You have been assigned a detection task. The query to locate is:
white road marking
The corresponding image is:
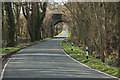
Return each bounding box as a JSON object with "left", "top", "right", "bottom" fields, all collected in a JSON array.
[
  {"left": 1, "top": 39, "right": 119, "bottom": 80},
  {"left": 60, "top": 42, "right": 120, "bottom": 80},
  {"left": 0, "top": 50, "right": 22, "bottom": 80},
  {"left": 1, "top": 58, "right": 11, "bottom": 80}
]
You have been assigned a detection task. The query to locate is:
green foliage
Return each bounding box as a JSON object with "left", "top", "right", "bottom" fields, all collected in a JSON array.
[
  {"left": 2, "top": 38, "right": 51, "bottom": 56},
  {"left": 81, "top": 59, "right": 90, "bottom": 63},
  {"left": 2, "top": 47, "right": 20, "bottom": 55},
  {"left": 62, "top": 41, "right": 120, "bottom": 78}
]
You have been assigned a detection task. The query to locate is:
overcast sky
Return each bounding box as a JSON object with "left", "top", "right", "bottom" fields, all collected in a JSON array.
[
  {"left": 48, "top": 0, "right": 67, "bottom": 2},
  {"left": 1, "top": 0, "right": 119, "bottom": 2}
]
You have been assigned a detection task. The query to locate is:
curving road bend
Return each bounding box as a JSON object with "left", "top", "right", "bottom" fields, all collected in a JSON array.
[{"left": 2, "top": 30, "right": 118, "bottom": 80}]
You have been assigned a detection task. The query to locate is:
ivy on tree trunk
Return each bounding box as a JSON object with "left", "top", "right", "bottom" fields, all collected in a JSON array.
[{"left": 4, "top": 2, "right": 16, "bottom": 47}]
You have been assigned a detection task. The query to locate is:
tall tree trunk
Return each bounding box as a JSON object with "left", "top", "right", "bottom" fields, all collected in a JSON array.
[
  {"left": 22, "top": 2, "right": 47, "bottom": 41},
  {"left": 117, "top": 2, "right": 120, "bottom": 76},
  {"left": 34, "top": 3, "right": 41, "bottom": 40},
  {"left": 14, "top": 2, "right": 21, "bottom": 45},
  {"left": 5, "top": 2, "right": 16, "bottom": 47},
  {"left": 97, "top": 3, "right": 105, "bottom": 63},
  {"left": 28, "top": 17, "right": 35, "bottom": 42},
  {"left": 36, "top": 2, "right": 47, "bottom": 40}
]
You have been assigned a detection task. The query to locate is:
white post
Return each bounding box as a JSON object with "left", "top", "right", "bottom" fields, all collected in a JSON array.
[
  {"left": 86, "top": 47, "right": 88, "bottom": 59},
  {"left": 71, "top": 43, "right": 73, "bottom": 51}
]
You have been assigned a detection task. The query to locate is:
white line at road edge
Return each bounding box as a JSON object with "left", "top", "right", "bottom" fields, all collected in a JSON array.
[
  {"left": 1, "top": 40, "right": 120, "bottom": 80},
  {"left": 0, "top": 58, "right": 11, "bottom": 80},
  {"left": 60, "top": 42, "right": 120, "bottom": 80},
  {"left": 0, "top": 50, "right": 23, "bottom": 80}
]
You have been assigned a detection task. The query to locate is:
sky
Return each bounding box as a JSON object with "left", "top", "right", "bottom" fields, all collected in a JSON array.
[
  {"left": 1, "top": 0, "right": 119, "bottom": 2},
  {"left": 50, "top": 0, "right": 68, "bottom": 2}
]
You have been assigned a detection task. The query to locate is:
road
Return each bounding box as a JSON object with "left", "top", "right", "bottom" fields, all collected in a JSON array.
[{"left": 2, "top": 30, "right": 118, "bottom": 80}]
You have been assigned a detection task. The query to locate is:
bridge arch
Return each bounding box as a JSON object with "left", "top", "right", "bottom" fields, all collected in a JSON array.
[
  {"left": 51, "top": 14, "right": 66, "bottom": 26},
  {"left": 49, "top": 13, "right": 67, "bottom": 37}
]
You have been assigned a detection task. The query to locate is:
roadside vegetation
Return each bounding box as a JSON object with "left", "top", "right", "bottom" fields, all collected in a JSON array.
[
  {"left": 2, "top": 28, "right": 64, "bottom": 56},
  {"left": 62, "top": 2, "right": 120, "bottom": 75},
  {"left": 62, "top": 40, "right": 120, "bottom": 78},
  {"left": 2, "top": 38, "right": 51, "bottom": 56},
  {"left": 2, "top": 2, "right": 63, "bottom": 48},
  {"left": 2, "top": 2, "right": 64, "bottom": 57},
  {"left": 1, "top": 2, "right": 120, "bottom": 77}
]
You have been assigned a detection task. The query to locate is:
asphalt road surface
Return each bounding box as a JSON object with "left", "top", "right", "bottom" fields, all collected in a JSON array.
[{"left": 2, "top": 30, "right": 119, "bottom": 80}]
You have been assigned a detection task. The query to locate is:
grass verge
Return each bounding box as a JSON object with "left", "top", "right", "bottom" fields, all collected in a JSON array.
[
  {"left": 2, "top": 38, "right": 51, "bottom": 56},
  {"left": 62, "top": 40, "right": 120, "bottom": 78},
  {"left": 2, "top": 29, "right": 65, "bottom": 57}
]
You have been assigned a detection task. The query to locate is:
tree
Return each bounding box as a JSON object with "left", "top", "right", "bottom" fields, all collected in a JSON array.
[
  {"left": 22, "top": 2, "right": 47, "bottom": 42},
  {"left": 14, "top": 2, "right": 21, "bottom": 44},
  {"left": 4, "top": 2, "right": 16, "bottom": 47},
  {"left": 117, "top": 2, "right": 120, "bottom": 75},
  {"left": 63, "top": 2, "right": 119, "bottom": 64}
]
